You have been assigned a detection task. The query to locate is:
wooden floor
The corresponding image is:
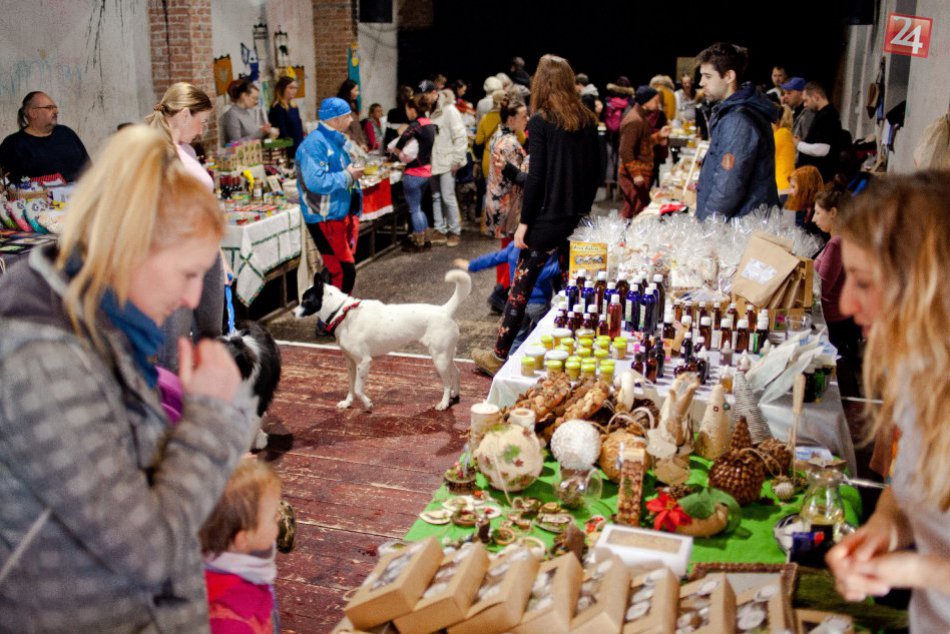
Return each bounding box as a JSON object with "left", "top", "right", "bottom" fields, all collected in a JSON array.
[{"left": 265, "top": 343, "right": 491, "bottom": 633}]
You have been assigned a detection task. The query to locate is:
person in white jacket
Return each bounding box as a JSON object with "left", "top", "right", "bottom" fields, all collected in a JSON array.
[{"left": 428, "top": 89, "right": 469, "bottom": 246}]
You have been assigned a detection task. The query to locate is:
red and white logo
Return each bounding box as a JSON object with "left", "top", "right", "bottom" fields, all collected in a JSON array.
[{"left": 884, "top": 13, "right": 933, "bottom": 58}]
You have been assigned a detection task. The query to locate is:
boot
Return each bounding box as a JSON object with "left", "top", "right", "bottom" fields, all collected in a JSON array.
[
  {"left": 471, "top": 348, "right": 505, "bottom": 377},
  {"left": 427, "top": 228, "right": 448, "bottom": 245},
  {"left": 401, "top": 232, "right": 424, "bottom": 253}
]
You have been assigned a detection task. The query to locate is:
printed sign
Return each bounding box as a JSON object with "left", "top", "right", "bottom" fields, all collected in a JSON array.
[
  {"left": 884, "top": 13, "right": 932, "bottom": 58},
  {"left": 568, "top": 241, "right": 608, "bottom": 280}
]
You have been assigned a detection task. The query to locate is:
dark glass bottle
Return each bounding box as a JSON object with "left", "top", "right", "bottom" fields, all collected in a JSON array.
[
  {"left": 597, "top": 313, "right": 609, "bottom": 337},
  {"left": 673, "top": 300, "right": 683, "bottom": 323},
  {"left": 583, "top": 305, "right": 599, "bottom": 331},
  {"left": 566, "top": 277, "right": 581, "bottom": 310},
  {"left": 607, "top": 295, "right": 623, "bottom": 339},
  {"left": 615, "top": 275, "right": 630, "bottom": 316},
  {"left": 652, "top": 273, "right": 666, "bottom": 320},
  {"left": 582, "top": 281, "right": 596, "bottom": 313},
  {"left": 734, "top": 318, "right": 751, "bottom": 354},
  {"left": 646, "top": 348, "right": 658, "bottom": 382},
  {"left": 569, "top": 307, "right": 584, "bottom": 334},
  {"left": 697, "top": 301, "right": 709, "bottom": 326},
  {"left": 719, "top": 317, "right": 734, "bottom": 351},
  {"left": 726, "top": 302, "right": 739, "bottom": 325},
  {"left": 699, "top": 316, "right": 712, "bottom": 344},
  {"left": 639, "top": 285, "right": 657, "bottom": 335},
  {"left": 745, "top": 303, "right": 756, "bottom": 329},
  {"left": 626, "top": 284, "right": 641, "bottom": 332},
  {"left": 594, "top": 271, "right": 608, "bottom": 313},
  {"left": 682, "top": 331, "right": 694, "bottom": 360},
  {"left": 652, "top": 337, "right": 666, "bottom": 379},
  {"left": 554, "top": 309, "right": 568, "bottom": 329}
]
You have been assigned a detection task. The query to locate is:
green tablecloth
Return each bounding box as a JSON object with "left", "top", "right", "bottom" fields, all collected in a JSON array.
[{"left": 404, "top": 454, "right": 862, "bottom": 567}]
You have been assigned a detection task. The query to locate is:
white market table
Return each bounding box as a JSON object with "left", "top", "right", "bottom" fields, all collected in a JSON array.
[
  {"left": 486, "top": 306, "right": 857, "bottom": 474},
  {"left": 222, "top": 206, "right": 302, "bottom": 306}
]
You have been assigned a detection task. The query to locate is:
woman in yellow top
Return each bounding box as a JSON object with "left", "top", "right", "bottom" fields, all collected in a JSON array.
[{"left": 773, "top": 105, "right": 795, "bottom": 197}]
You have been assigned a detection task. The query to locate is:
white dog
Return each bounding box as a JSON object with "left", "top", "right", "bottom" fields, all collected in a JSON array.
[{"left": 293, "top": 269, "right": 472, "bottom": 411}]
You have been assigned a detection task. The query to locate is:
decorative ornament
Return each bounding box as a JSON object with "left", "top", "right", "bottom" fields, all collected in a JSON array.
[
  {"left": 771, "top": 476, "right": 796, "bottom": 501},
  {"left": 599, "top": 430, "right": 648, "bottom": 482},
  {"left": 676, "top": 504, "right": 729, "bottom": 537},
  {"left": 474, "top": 424, "right": 543, "bottom": 493},
  {"left": 708, "top": 449, "right": 766, "bottom": 506},
  {"left": 645, "top": 492, "right": 692, "bottom": 532},
  {"left": 616, "top": 447, "right": 647, "bottom": 526},
  {"left": 550, "top": 419, "right": 602, "bottom": 470},
  {"left": 757, "top": 438, "right": 793, "bottom": 474},
  {"left": 733, "top": 372, "right": 772, "bottom": 444},
  {"left": 695, "top": 384, "right": 731, "bottom": 460},
  {"left": 673, "top": 487, "right": 741, "bottom": 537}
]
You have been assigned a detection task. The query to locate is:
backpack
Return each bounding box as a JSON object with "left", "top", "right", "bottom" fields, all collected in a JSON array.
[{"left": 605, "top": 100, "right": 625, "bottom": 134}]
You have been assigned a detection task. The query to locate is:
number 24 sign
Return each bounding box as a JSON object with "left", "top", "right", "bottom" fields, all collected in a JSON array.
[{"left": 884, "top": 13, "right": 932, "bottom": 58}]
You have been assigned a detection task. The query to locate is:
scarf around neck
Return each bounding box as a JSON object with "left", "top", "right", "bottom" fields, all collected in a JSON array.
[{"left": 205, "top": 545, "right": 277, "bottom": 585}]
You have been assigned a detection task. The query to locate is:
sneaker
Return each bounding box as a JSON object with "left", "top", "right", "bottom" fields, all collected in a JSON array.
[
  {"left": 428, "top": 229, "right": 448, "bottom": 245},
  {"left": 446, "top": 233, "right": 461, "bottom": 247},
  {"left": 471, "top": 348, "right": 505, "bottom": 377}
]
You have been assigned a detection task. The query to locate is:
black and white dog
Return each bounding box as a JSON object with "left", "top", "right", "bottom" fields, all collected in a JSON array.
[
  {"left": 293, "top": 269, "right": 472, "bottom": 411},
  {"left": 219, "top": 321, "right": 282, "bottom": 449}
]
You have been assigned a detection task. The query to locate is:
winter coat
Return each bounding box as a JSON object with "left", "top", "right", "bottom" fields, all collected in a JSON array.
[
  {"left": 296, "top": 123, "right": 363, "bottom": 224},
  {"left": 429, "top": 98, "right": 468, "bottom": 176},
  {"left": 469, "top": 243, "right": 559, "bottom": 305},
  {"left": 695, "top": 83, "right": 780, "bottom": 220},
  {"left": 485, "top": 126, "right": 528, "bottom": 238},
  {"left": 0, "top": 246, "right": 258, "bottom": 632},
  {"left": 205, "top": 570, "right": 274, "bottom": 634}
]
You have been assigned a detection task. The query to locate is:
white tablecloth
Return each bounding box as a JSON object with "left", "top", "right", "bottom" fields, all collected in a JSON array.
[
  {"left": 221, "top": 206, "right": 301, "bottom": 305},
  {"left": 486, "top": 307, "right": 857, "bottom": 474}
]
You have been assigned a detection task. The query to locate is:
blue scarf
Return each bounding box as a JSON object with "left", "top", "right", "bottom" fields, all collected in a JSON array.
[{"left": 65, "top": 254, "right": 164, "bottom": 387}]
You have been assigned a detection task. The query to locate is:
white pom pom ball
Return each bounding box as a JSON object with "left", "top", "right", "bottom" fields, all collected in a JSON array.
[{"left": 550, "top": 419, "right": 602, "bottom": 470}]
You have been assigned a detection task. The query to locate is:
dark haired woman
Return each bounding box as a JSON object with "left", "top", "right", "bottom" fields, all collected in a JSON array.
[
  {"left": 384, "top": 85, "right": 415, "bottom": 148},
  {"left": 394, "top": 94, "right": 437, "bottom": 252},
  {"left": 268, "top": 75, "right": 304, "bottom": 155},
  {"left": 336, "top": 79, "right": 369, "bottom": 149},
  {"left": 472, "top": 55, "right": 601, "bottom": 375},
  {"left": 220, "top": 78, "right": 275, "bottom": 145}
]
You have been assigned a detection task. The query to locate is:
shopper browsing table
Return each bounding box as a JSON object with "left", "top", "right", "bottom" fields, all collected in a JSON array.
[
  {"left": 826, "top": 172, "right": 950, "bottom": 631},
  {"left": 0, "top": 91, "right": 89, "bottom": 182},
  {"left": 0, "top": 125, "right": 257, "bottom": 631},
  {"left": 268, "top": 75, "right": 305, "bottom": 156},
  {"left": 220, "top": 78, "right": 277, "bottom": 145}
]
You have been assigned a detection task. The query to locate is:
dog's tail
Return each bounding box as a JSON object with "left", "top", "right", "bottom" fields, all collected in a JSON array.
[{"left": 442, "top": 269, "right": 472, "bottom": 317}]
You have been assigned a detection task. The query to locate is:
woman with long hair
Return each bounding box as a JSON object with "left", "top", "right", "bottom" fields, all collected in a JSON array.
[
  {"left": 0, "top": 125, "right": 256, "bottom": 630},
  {"left": 826, "top": 171, "right": 950, "bottom": 631},
  {"left": 145, "top": 82, "right": 225, "bottom": 371},
  {"left": 268, "top": 75, "right": 304, "bottom": 155},
  {"left": 485, "top": 96, "right": 528, "bottom": 241},
  {"left": 472, "top": 55, "right": 601, "bottom": 375},
  {"left": 336, "top": 78, "right": 369, "bottom": 149},
  {"left": 394, "top": 93, "right": 437, "bottom": 252},
  {"left": 786, "top": 164, "right": 825, "bottom": 236}
]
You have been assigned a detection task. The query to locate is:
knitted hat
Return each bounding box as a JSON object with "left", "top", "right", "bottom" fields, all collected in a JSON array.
[
  {"left": 318, "top": 97, "right": 351, "bottom": 120},
  {"left": 634, "top": 86, "right": 658, "bottom": 106}
]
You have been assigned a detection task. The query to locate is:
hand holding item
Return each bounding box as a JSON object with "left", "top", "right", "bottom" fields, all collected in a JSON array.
[
  {"left": 493, "top": 154, "right": 506, "bottom": 170},
  {"left": 514, "top": 222, "right": 529, "bottom": 249},
  {"left": 178, "top": 338, "right": 241, "bottom": 402},
  {"left": 452, "top": 258, "right": 470, "bottom": 270},
  {"left": 826, "top": 514, "right": 899, "bottom": 601},
  {"left": 659, "top": 125, "right": 672, "bottom": 139},
  {"left": 633, "top": 175, "right": 646, "bottom": 187},
  {"left": 347, "top": 164, "right": 365, "bottom": 181}
]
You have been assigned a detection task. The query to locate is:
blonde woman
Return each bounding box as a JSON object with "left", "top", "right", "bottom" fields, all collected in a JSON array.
[
  {"left": 826, "top": 171, "right": 950, "bottom": 631},
  {"left": 146, "top": 82, "right": 225, "bottom": 371},
  {"left": 0, "top": 125, "right": 257, "bottom": 630},
  {"left": 773, "top": 105, "right": 796, "bottom": 196}
]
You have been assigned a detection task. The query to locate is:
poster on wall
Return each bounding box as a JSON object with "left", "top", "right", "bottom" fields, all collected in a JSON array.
[
  {"left": 292, "top": 66, "right": 306, "bottom": 98},
  {"left": 214, "top": 55, "right": 233, "bottom": 96}
]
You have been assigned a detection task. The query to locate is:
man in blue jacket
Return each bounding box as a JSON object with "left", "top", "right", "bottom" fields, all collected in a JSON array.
[
  {"left": 296, "top": 97, "right": 364, "bottom": 292},
  {"left": 694, "top": 42, "right": 779, "bottom": 221}
]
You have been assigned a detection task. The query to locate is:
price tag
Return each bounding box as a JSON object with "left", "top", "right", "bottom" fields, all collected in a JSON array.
[{"left": 884, "top": 13, "right": 932, "bottom": 58}]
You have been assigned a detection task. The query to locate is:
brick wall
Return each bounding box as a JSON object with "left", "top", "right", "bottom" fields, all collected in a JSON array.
[
  {"left": 147, "top": 0, "right": 218, "bottom": 147},
  {"left": 312, "top": 0, "right": 359, "bottom": 104},
  {"left": 398, "top": 0, "right": 433, "bottom": 30}
]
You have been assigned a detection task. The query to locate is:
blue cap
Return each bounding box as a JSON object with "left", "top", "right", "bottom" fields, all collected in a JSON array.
[
  {"left": 319, "top": 97, "right": 351, "bottom": 120},
  {"left": 780, "top": 77, "right": 806, "bottom": 92},
  {"left": 634, "top": 86, "right": 658, "bottom": 105}
]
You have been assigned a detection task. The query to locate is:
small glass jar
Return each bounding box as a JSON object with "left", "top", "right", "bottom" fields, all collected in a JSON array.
[
  {"left": 599, "top": 362, "right": 615, "bottom": 384},
  {"left": 576, "top": 347, "right": 593, "bottom": 360},
  {"left": 560, "top": 338, "right": 575, "bottom": 355},
  {"left": 576, "top": 328, "right": 596, "bottom": 340},
  {"left": 580, "top": 362, "right": 597, "bottom": 380},
  {"left": 545, "top": 349, "right": 569, "bottom": 365},
  {"left": 524, "top": 345, "right": 546, "bottom": 370},
  {"left": 577, "top": 337, "right": 594, "bottom": 351},
  {"left": 596, "top": 335, "right": 612, "bottom": 348},
  {"left": 545, "top": 360, "right": 564, "bottom": 376},
  {"left": 593, "top": 349, "right": 610, "bottom": 367},
  {"left": 565, "top": 360, "right": 581, "bottom": 380},
  {"left": 592, "top": 339, "right": 609, "bottom": 352},
  {"left": 540, "top": 334, "right": 555, "bottom": 350},
  {"left": 552, "top": 328, "right": 573, "bottom": 348},
  {"left": 521, "top": 356, "right": 537, "bottom": 377},
  {"left": 799, "top": 468, "right": 847, "bottom": 540},
  {"left": 612, "top": 337, "right": 628, "bottom": 360}
]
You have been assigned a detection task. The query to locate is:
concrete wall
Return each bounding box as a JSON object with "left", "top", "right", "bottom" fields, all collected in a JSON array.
[
  {"left": 358, "top": 17, "right": 399, "bottom": 115},
  {"left": 0, "top": 1, "right": 154, "bottom": 157}
]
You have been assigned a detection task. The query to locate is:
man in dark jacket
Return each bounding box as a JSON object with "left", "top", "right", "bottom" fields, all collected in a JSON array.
[
  {"left": 795, "top": 81, "right": 842, "bottom": 181},
  {"left": 695, "top": 42, "right": 779, "bottom": 220}
]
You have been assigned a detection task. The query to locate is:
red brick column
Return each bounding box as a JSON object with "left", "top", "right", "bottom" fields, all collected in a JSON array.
[
  {"left": 312, "top": 0, "right": 359, "bottom": 104},
  {"left": 148, "top": 0, "right": 218, "bottom": 146}
]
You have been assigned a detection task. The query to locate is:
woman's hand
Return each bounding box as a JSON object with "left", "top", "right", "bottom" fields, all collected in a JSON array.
[
  {"left": 493, "top": 155, "right": 506, "bottom": 170},
  {"left": 514, "top": 223, "right": 529, "bottom": 249},
  {"left": 178, "top": 338, "right": 241, "bottom": 402},
  {"left": 827, "top": 514, "right": 900, "bottom": 601}
]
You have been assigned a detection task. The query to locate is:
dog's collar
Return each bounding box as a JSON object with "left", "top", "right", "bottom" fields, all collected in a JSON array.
[{"left": 323, "top": 299, "right": 360, "bottom": 335}]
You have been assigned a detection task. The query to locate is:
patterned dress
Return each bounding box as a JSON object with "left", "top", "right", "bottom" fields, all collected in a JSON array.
[{"left": 484, "top": 125, "right": 528, "bottom": 238}]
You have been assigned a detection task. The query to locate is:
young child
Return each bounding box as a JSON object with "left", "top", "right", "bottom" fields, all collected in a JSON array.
[
  {"left": 455, "top": 243, "right": 560, "bottom": 356},
  {"left": 200, "top": 460, "right": 282, "bottom": 633}
]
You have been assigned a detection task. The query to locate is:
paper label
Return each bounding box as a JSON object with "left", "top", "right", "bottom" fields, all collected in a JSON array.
[
  {"left": 569, "top": 241, "right": 608, "bottom": 279},
  {"left": 740, "top": 258, "right": 778, "bottom": 285}
]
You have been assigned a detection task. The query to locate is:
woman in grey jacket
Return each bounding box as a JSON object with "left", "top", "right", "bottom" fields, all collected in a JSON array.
[{"left": 0, "top": 125, "right": 258, "bottom": 632}]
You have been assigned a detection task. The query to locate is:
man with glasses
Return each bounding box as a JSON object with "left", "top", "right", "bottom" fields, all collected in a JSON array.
[{"left": 0, "top": 91, "right": 89, "bottom": 183}]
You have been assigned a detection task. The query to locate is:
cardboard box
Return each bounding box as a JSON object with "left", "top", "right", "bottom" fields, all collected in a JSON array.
[
  {"left": 677, "top": 574, "right": 736, "bottom": 634},
  {"left": 596, "top": 525, "right": 693, "bottom": 578},
  {"left": 735, "top": 581, "right": 792, "bottom": 632},
  {"left": 393, "top": 542, "right": 490, "bottom": 634},
  {"left": 622, "top": 567, "right": 679, "bottom": 634},
  {"left": 332, "top": 617, "right": 398, "bottom": 633},
  {"left": 570, "top": 554, "right": 631, "bottom": 634},
  {"left": 513, "top": 554, "right": 584, "bottom": 634},
  {"left": 732, "top": 234, "right": 801, "bottom": 308},
  {"left": 795, "top": 609, "right": 854, "bottom": 634},
  {"left": 447, "top": 548, "right": 541, "bottom": 634},
  {"left": 345, "top": 538, "right": 444, "bottom": 630}
]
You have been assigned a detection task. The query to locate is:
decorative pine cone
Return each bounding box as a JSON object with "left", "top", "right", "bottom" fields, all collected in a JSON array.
[
  {"left": 757, "top": 438, "right": 792, "bottom": 474},
  {"left": 664, "top": 483, "right": 698, "bottom": 500},
  {"left": 730, "top": 416, "right": 753, "bottom": 451},
  {"left": 708, "top": 449, "right": 765, "bottom": 506}
]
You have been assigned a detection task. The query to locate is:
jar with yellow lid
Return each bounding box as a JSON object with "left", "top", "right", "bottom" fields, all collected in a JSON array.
[
  {"left": 593, "top": 348, "right": 610, "bottom": 366},
  {"left": 559, "top": 338, "right": 575, "bottom": 355},
  {"left": 565, "top": 360, "right": 581, "bottom": 380},
  {"left": 523, "top": 345, "right": 546, "bottom": 370},
  {"left": 552, "top": 328, "right": 573, "bottom": 347},
  {"left": 580, "top": 362, "right": 597, "bottom": 380},
  {"left": 540, "top": 334, "right": 555, "bottom": 350},
  {"left": 545, "top": 359, "right": 564, "bottom": 375},
  {"left": 599, "top": 362, "right": 615, "bottom": 384},
  {"left": 612, "top": 337, "right": 628, "bottom": 360},
  {"left": 521, "top": 356, "right": 537, "bottom": 377},
  {"left": 577, "top": 337, "right": 594, "bottom": 350},
  {"left": 576, "top": 347, "right": 593, "bottom": 360}
]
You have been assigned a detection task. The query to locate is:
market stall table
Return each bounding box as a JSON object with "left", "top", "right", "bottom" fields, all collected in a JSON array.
[
  {"left": 486, "top": 307, "right": 857, "bottom": 476},
  {"left": 221, "top": 205, "right": 301, "bottom": 306}
]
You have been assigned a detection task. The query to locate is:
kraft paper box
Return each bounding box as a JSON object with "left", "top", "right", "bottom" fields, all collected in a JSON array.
[
  {"left": 734, "top": 581, "right": 792, "bottom": 632},
  {"left": 732, "top": 234, "right": 800, "bottom": 309},
  {"left": 569, "top": 241, "right": 608, "bottom": 280},
  {"left": 332, "top": 617, "right": 397, "bottom": 633},
  {"left": 622, "top": 567, "right": 679, "bottom": 634},
  {"left": 513, "top": 553, "right": 584, "bottom": 634},
  {"left": 570, "top": 554, "right": 631, "bottom": 634},
  {"left": 677, "top": 574, "right": 736, "bottom": 634},
  {"left": 595, "top": 524, "right": 693, "bottom": 577},
  {"left": 393, "top": 542, "right": 490, "bottom": 634},
  {"left": 447, "top": 547, "right": 540, "bottom": 634},
  {"left": 795, "top": 609, "right": 854, "bottom": 634},
  {"left": 345, "top": 538, "right": 444, "bottom": 630}
]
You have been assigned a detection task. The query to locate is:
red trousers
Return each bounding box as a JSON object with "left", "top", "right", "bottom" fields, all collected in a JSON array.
[{"left": 307, "top": 216, "right": 359, "bottom": 293}]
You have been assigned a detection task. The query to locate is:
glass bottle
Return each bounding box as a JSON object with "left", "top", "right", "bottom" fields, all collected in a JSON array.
[
  {"left": 662, "top": 311, "right": 676, "bottom": 344},
  {"left": 615, "top": 275, "right": 630, "bottom": 317},
  {"left": 569, "top": 306, "right": 584, "bottom": 334},
  {"left": 576, "top": 269, "right": 587, "bottom": 289},
  {"left": 719, "top": 317, "right": 733, "bottom": 351},
  {"left": 646, "top": 347, "right": 658, "bottom": 382},
  {"left": 604, "top": 281, "right": 617, "bottom": 310},
  {"left": 607, "top": 294, "right": 623, "bottom": 339},
  {"left": 652, "top": 273, "right": 666, "bottom": 319},
  {"left": 721, "top": 340, "right": 734, "bottom": 366},
  {"left": 684, "top": 299, "right": 695, "bottom": 324},
  {"left": 597, "top": 313, "right": 609, "bottom": 337},
  {"left": 594, "top": 271, "right": 608, "bottom": 313},
  {"left": 554, "top": 308, "right": 568, "bottom": 329},
  {"left": 640, "top": 284, "right": 657, "bottom": 335},
  {"left": 673, "top": 299, "right": 683, "bottom": 323},
  {"left": 726, "top": 302, "right": 739, "bottom": 325},
  {"left": 695, "top": 345, "right": 709, "bottom": 384},
  {"left": 745, "top": 303, "right": 756, "bottom": 329},
  {"left": 697, "top": 301, "right": 709, "bottom": 326},
  {"left": 681, "top": 331, "right": 694, "bottom": 361},
  {"left": 734, "top": 318, "right": 750, "bottom": 354},
  {"left": 583, "top": 305, "right": 599, "bottom": 331},
  {"left": 626, "top": 282, "right": 641, "bottom": 332},
  {"left": 752, "top": 313, "right": 770, "bottom": 354},
  {"left": 582, "top": 281, "right": 596, "bottom": 312},
  {"left": 711, "top": 302, "right": 721, "bottom": 330},
  {"left": 799, "top": 469, "right": 846, "bottom": 539},
  {"left": 699, "top": 316, "right": 712, "bottom": 344},
  {"left": 652, "top": 337, "right": 666, "bottom": 379},
  {"left": 566, "top": 277, "right": 581, "bottom": 310}
]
